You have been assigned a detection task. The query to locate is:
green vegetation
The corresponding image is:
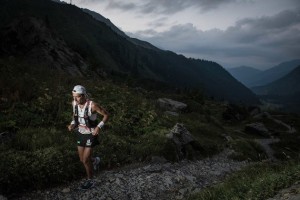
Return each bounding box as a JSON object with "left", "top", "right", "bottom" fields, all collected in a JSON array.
[
  {"left": 228, "top": 139, "right": 267, "bottom": 161},
  {"left": 0, "top": 58, "right": 225, "bottom": 195},
  {"left": 1, "top": 58, "right": 300, "bottom": 196},
  {"left": 0, "top": 1, "right": 299, "bottom": 198},
  {"left": 189, "top": 161, "right": 300, "bottom": 200}
]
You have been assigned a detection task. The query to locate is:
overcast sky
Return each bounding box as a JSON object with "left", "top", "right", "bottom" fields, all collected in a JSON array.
[{"left": 72, "top": 0, "right": 300, "bottom": 70}]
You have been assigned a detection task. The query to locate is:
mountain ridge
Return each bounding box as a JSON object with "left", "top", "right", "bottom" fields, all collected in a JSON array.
[
  {"left": 227, "top": 66, "right": 262, "bottom": 87},
  {"left": 227, "top": 59, "right": 300, "bottom": 88},
  {"left": 0, "top": 0, "right": 259, "bottom": 104},
  {"left": 252, "top": 66, "right": 300, "bottom": 96}
]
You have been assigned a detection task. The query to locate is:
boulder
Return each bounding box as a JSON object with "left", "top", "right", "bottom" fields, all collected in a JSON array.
[
  {"left": 157, "top": 98, "right": 187, "bottom": 112},
  {"left": 222, "top": 103, "right": 248, "bottom": 121},
  {"left": 0, "top": 195, "right": 7, "bottom": 200},
  {"left": 245, "top": 122, "right": 270, "bottom": 137},
  {"left": 164, "top": 111, "right": 179, "bottom": 116},
  {"left": 166, "top": 123, "right": 195, "bottom": 160}
]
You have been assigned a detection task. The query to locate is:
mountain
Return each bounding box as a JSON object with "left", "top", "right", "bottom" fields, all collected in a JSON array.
[
  {"left": 81, "top": 8, "right": 160, "bottom": 51},
  {"left": 0, "top": 16, "right": 86, "bottom": 76},
  {"left": 0, "top": 0, "right": 259, "bottom": 104},
  {"left": 252, "top": 66, "right": 300, "bottom": 96},
  {"left": 254, "top": 60, "right": 300, "bottom": 87},
  {"left": 227, "top": 66, "right": 262, "bottom": 87},
  {"left": 252, "top": 66, "right": 300, "bottom": 113},
  {"left": 81, "top": 8, "right": 128, "bottom": 39},
  {"left": 228, "top": 60, "right": 300, "bottom": 87}
]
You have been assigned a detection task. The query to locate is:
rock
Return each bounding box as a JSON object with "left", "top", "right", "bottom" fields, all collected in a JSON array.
[
  {"left": 62, "top": 188, "right": 70, "bottom": 193},
  {"left": 168, "top": 123, "right": 194, "bottom": 145},
  {"left": 248, "top": 106, "right": 261, "bottom": 117},
  {"left": 221, "top": 134, "right": 233, "bottom": 142},
  {"left": 252, "top": 112, "right": 297, "bottom": 134},
  {"left": 13, "top": 149, "right": 250, "bottom": 200},
  {"left": 165, "top": 111, "right": 179, "bottom": 116},
  {"left": 252, "top": 112, "right": 272, "bottom": 119},
  {"left": 157, "top": 98, "right": 187, "bottom": 112},
  {"left": 0, "top": 195, "right": 7, "bottom": 200},
  {"left": 245, "top": 122, "right": 270, "bottom": 137},
  {"left": 255, "top": 138, "right": 280, "bottom": 161},
  {"left": 222, "top": 103, "right": 248, "bottom": 121},
  {"left": 151, "top": 156, "right": 167, "bottom": 164},
  {"left": 166, "top": 123, "right": 195, "bottom": 160},
  {"left": 266, "top": 183, "right": 300, "bottom": 200}
]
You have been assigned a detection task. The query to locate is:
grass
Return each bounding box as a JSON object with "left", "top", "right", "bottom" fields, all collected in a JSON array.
[
  {"left": 1, "top": 58, "right": 300, "bottom": 197},
  {"left": 189, "top": 161, "right": 300, "bottom": 200},
  {"left": 228, "top": 139, "right": 268, "bottom": 161}
]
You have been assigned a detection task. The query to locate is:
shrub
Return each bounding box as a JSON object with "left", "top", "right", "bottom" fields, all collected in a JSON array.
[
  {"left": 0, "top": 147, "right": 81, "bottom": 195},
  {"left": 229, "top": 139, "right": 267, "bottom": 161}
]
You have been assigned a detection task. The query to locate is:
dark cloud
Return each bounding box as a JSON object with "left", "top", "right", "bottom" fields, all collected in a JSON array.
[
  {"left": 77, "top": 0, "right": 136, "bottom": 11},
  {"left": 131, "top": 9, "right": 300, "bottom": 68},
  {"left": 147, "top": 17, "right": 169, "bottom": 29},
  {"left": 89, "top": 0, "right": 237, "bottom": 15},
  {"left": 106, "top": 1, "right": 136, "bottom": 11},
  {"left": 189, "top": 0, "right": 236, "bottom": 11},
  {"left": 77, "top": 0, "right": 106, "bottom": 4},
  {"left": 141, "top": 0, "right": 237, "bottom": 14}
]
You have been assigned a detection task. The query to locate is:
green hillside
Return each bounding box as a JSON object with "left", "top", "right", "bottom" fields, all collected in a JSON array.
[
  {"left": 1, "top": 57, "right": 300, "bottom": 197},
  {"left": 1, "top": 0, "right": 300, "bottom": 198},
  {"left": 0, "top": 57, "right": 223, "bottom": 194},
  {"left": 0, "top": 0, "right": 259, "bottom": 104}
]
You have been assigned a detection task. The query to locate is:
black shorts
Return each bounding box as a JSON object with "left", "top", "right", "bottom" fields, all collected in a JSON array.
[{"left": 75, "top": 131, "right": 99, "bottom": 147}]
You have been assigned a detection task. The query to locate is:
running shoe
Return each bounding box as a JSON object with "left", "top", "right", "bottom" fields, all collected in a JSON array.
[
  {"left": 93, "top": 157, "right": 100, "bottom": 171},
  {"left": 80, "top": 179, "right": 95, "bottom": 190}
]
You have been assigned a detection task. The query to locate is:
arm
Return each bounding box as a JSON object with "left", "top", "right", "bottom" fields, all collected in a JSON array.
[
  {"left": 91, "top": 102, "right": 109, "bottom": 135},
  {"left": 67, "top": 101, "right": 76, "bottom": 132},
  {"left": 67, "top": 113, "right": 76, "bottom": 131}
]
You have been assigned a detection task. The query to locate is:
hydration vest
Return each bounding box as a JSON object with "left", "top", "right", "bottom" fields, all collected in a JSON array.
[{"left": 73, "top": 100, "right": 97, "bottom": 128}]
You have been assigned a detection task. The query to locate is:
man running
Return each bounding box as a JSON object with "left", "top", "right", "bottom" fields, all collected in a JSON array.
[{"left": 67, "top": 85, "right": 109, "bottom": 190}]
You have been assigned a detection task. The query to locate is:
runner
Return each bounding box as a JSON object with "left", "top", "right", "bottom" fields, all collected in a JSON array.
[{"left": 67, "top": 85, "right": 109, "bottom": 190}]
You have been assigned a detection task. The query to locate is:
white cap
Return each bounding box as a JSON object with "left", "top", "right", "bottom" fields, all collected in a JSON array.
[{"left": 72, "top": 85, "right": 86, "bottom": 94}]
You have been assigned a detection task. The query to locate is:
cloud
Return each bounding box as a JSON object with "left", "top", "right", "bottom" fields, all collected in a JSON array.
[
  {"left": 80, "top": 0, "right": 237, "bottom": 15},
  {"left": 139, "top": 0, "right": 237, "bottom": 14},
  {"left": 147, "top": 17, "right": 169, "bottom": 29},
  {"left": 189, "top": 0, "right": 236, "bottom": 11},
  {"left": 130, "top": 8, "right": 300, "bottom": 68},
  {"left": 106, "top": 1, "right": 136, "bottom": 11}
]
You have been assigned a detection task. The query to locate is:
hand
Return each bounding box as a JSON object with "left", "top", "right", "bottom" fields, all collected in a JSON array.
[
  {"left": 67, "top": 124, "right": 75, "bottom": 132},
  {"left": 92, "top": 127, "right": 100, "bottom": 136}
]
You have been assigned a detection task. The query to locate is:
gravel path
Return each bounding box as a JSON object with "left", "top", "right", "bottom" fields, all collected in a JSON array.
[{"left": 13, "top": 149, "right": 249, "bottom": 200}]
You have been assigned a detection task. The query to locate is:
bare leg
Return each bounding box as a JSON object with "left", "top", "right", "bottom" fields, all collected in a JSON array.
[
  {"left": 77, "top": 146, "right": 93, "bottom": 179},
  {"left": 77, "top": 146, "right": 84, "bottom": 162},
  {"left": 82, "top": 147, "right": 93, "bottom": 179}
]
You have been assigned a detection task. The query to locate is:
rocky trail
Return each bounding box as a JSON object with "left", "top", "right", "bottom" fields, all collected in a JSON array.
[
  {"left": 13, "top": 149, "right": 249, "bottom": 200},
  {"left": 4, "top": 148, "right": 300, "bottom": 200},
  {"left": 4, "top": 115, "right": 298, "bottom": 200}
]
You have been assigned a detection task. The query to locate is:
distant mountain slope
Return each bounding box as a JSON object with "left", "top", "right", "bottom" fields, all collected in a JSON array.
[
  {"left": 252, "top": 66, "right": 300, "bottom": 96},
  {"left": 0, "top": 0, "right": 259, "bottom": 104},
  {"left": 254, "top": 59, "right": 300, "bottom": 87},
  {"left": 228, "top": 60, "right": 300, "bottom": 88},
  {"left": 227, "top": 66, "right": 262, "bottom": 86},
  {"left": 81, "top": 8, "right": 160, "bottom": 51},
  {"left": 81, "top": 8, "right": 127, "bottom": 39}
]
